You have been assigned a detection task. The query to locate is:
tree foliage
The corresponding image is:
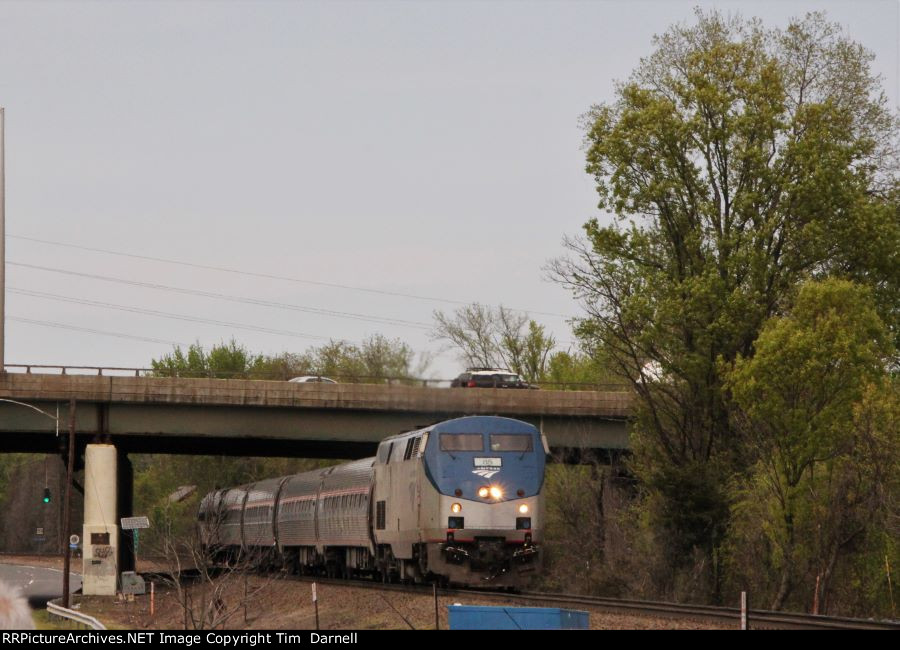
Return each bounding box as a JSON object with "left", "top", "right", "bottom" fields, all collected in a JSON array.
[
  {"left": 432, "top": 304, "right": 556, "bottom": 382},
  {"left": 150, "top": 335, "right": 426, "bottom": 382},
  {"left": 726, "top": 280, "right": 898, "bottom": 611},
  {"left": 549, "top": 9, "right": 899, "bottom": 600}
]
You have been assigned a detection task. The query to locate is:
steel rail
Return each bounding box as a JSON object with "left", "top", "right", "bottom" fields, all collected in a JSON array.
[{"left": 278, "top": 574, "right": 899, "bottom": 630}]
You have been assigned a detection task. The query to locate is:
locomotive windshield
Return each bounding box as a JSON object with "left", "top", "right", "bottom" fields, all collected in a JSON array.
[
  {"left": 439, "top": 433, "right": 483, "bottom": 451},
  {"left": 489, "top": 434, "right": 533, "bottom": 452}
]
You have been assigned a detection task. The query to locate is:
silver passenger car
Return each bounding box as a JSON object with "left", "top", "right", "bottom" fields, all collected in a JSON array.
[
  {"left": 219, "top": 487, "right": 247, "bottom": 548},
  {"left": 277, "top": 467, "right": 331, "bottom": 548},
  {"left": 317, "top": 458, "right": 374, "bottom": 550},
  {"left": 242, "top": 477, "right": 287, "bottom": 548}
]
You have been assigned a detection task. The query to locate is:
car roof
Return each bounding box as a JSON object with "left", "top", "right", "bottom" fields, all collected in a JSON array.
[{"left": 288, "top": 376, "right": 337, "bottom": 382}]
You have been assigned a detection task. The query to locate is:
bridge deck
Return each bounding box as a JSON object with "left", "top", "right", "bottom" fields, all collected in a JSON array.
[{"left": 0, "top": 373, "right": 632, "bottom": 457}]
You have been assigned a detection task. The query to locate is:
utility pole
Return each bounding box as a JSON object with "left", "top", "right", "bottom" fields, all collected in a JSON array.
[
  {"left": 62, "top": 399, "right": 76, "bottom": 608},
  {"left": 0, "top": 106, "right": 5, "bottom": 373}
]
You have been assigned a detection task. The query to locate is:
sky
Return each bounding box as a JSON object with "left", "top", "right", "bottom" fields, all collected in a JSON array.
[{"left": 0, "top": 0, "right": 897, "bottom": 379}]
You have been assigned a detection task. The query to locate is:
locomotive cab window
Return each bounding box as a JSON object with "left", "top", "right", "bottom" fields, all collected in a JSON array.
[
  {"left": 439, "top": 433, "right": 483, "bottom": 451},
  {"left": 489, "top": 434, "right": 533, "bottom": 452}
]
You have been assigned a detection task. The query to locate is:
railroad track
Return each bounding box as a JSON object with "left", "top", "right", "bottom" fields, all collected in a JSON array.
[
  {"left": 142, "top": 567, "right": 900, "bottom": 630},
  {"left": 280, "top": 574, "right": 900, "bottom": 630}
]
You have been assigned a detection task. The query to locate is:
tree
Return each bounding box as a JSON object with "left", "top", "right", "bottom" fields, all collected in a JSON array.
[
  {"left": 432, "top": 304, "right": 556, "bottom": 383},
  {"left": 148, "top": 500, "right": 281, "bottom": 630},
  {"left": 548, "top": 10, "right": 899, "bottom": 600},
  {"left": 543, "top": 348, "right": 626, "bottom": 389},
  {"left": 294, "top": 334, "right": 428, "bottom": 382},
  {"left": 150, "top": 335, "right": 428, "bottom": 382},
  {"left": 726, "top": 280, "right": 897, "bottom": 612},
  {"left": 151, "top": 339, "right": 264, "bottom": 379}
]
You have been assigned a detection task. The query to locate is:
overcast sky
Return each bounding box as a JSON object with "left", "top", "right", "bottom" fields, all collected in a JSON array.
[{"left": 1, "top": 0, "right": 897, "bottom": 379}]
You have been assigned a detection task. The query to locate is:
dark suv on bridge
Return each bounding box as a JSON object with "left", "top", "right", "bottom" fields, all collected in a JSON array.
[{"left": 450, "top": 368, "right": 536, "bottom": 389}]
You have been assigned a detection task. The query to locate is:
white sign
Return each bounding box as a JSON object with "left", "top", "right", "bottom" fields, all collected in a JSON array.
[
  {"left": 69, "top": 534, "right": 80, "bottom": 546},
  {"left": 474, "top": 457, "right": 502, "bottom": 468},
  {"left": 121, "top": 516, "right": 150, "bottom": 530}
]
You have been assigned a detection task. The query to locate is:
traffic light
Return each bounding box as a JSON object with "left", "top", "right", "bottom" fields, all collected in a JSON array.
[{"left": 42, "top": 488, "right": 51, "bottom": 504}]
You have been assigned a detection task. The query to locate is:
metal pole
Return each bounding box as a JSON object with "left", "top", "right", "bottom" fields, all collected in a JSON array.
[
  {"left": 740, "top": 591, "right": 749, "bottom": 630},
  {"left": 62, "top": 398, "right": 76, "bottom": 608},
  {"left": 312, "top": 582, "right": 319, "bottom": 630},
  {"left": 433, "top": 583, "right": 439, "bottom": 630},
  {"left": 0, "top": 106, "right": 5, "bottom": 373}
]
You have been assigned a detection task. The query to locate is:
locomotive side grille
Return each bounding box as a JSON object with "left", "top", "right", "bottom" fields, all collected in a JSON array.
[{"left": 376, "top": 500, "right": 386, "bottom": 530}]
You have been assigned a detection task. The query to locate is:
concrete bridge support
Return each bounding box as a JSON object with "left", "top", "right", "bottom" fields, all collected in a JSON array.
[{"left": 82, "top": 444, "right": 118, "bottom": 596}]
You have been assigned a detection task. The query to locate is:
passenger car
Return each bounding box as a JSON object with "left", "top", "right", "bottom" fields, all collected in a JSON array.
[
  {"left": 450, "top": 368, "right": 533, "bottom": 389},
  {"left": 288, "top": 376, "right": 338, "bottom": 384}
]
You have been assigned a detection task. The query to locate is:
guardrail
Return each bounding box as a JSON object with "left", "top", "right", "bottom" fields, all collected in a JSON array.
[
  {"left": 3, "top": 364, "right": 630, "bottom": 392},
  {"left": 46, "top": 597, "right": 107, "bottom": 630}
]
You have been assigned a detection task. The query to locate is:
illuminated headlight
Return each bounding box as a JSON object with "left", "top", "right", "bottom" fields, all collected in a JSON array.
[
  {"left": 518, "top": 504, "right": 529, "bottom": 514},
  {"left": 489, "top": 486, "right": 502, "bottom": 500},
  {"left": 478, "top": 486, "right": 489, "bottom": 498},
  {"left": 451, "top": 503, "right": 462, "bottom": 513}
]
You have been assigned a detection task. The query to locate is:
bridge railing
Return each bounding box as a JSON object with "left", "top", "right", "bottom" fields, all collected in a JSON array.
[{"left": 3, "top": 364, "right": 630, "bottom": 392}]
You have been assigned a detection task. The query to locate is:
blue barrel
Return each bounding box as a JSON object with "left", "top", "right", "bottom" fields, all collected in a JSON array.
[{"left": 447, "top": 605, "right": 589, "bottom": 630}]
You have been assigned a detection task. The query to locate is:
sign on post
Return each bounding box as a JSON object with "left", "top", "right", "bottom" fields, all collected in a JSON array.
[{"left": 120, "top": 516, "right": 150, "bottom": 530}]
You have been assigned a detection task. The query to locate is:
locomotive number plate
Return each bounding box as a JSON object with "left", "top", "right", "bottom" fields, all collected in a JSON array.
[{"left": 474, "top": 457, "right": 502, "bottom": 468}]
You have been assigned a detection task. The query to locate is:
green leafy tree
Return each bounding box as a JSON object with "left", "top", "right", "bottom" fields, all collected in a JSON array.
[
  {"left": 549, "top": 10, "right": 899, "bottom": 599},
  {"left": 151, "top": 339, "right": 264, "bottom": 379},
  {"left": 151, "top": 335, "right": 426, "bottom": 382},
  {"left": 726, "top": 280, "right": 897, "bottom": 612},
  {"left": 543, "top": 349, "right": 626, "bottom": 389},
  {"left": 288, "top": 334, "right": 425, "bottom": 382}
]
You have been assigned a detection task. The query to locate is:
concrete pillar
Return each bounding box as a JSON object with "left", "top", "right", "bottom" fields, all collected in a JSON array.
[{"left": 82, "top": 443, "right": 118, "bottom": 596}]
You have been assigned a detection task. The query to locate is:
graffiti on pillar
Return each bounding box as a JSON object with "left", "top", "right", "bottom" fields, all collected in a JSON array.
[{"left": 93, "top": 545, "right": 113, "bottom": 559}]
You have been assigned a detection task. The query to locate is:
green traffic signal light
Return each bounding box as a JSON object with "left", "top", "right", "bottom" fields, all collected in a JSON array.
[{"left": 42, "top": 488, "right": 51, "bottom": 504}]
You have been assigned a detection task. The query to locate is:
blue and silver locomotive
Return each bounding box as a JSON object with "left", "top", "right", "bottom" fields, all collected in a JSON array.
[{"left": 198, "top": 416, "right": 546, "bottom": 587}]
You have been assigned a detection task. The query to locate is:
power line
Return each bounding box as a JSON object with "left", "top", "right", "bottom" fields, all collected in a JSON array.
[
  {"left": 9, "top": 233, "right": 571, "bottom": 319},
  {"left": 9, "top": 316, "right": 186, "bottom": 346},
  {"left": 8, "top": 287, "right": 334, "bottom": 341},
  {"left": 9, "top": 261, "right": 433, "bottom": 330}
]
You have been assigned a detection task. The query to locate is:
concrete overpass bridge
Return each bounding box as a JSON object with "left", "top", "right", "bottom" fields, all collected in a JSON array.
[{"left": 0, "top": 373, "right": 631, "bottom": 458}]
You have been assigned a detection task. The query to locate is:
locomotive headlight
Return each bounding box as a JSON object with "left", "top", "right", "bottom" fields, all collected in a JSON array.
[
  {"left": 518, "top": 504, "right": 529, "bottom": 514},
  {"left": 478, "top": 486, "right": 490, "bottom": 498},
  {"left": 451, "top": 503, "right": 462, "bottom": 513},
  {"left": 489, "top": 486, "right": 503, "bottom": 500}
]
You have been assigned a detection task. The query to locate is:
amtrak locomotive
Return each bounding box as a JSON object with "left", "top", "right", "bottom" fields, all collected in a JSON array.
[{"left": 198, "top": 416, "right": 546, "bottom": 587}]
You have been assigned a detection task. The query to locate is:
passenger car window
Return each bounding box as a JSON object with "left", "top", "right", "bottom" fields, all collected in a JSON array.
[
  {"left": 489, "top": 434, "right": 533, "bottom": 452},
  {"left": 439, "top": 433, "right": 484, "bottom": 451}
]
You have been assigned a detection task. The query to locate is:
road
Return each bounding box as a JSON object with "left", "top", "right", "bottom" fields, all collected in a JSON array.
[{"left": 0, "top": 563, "right": 82, "bottom": 608}]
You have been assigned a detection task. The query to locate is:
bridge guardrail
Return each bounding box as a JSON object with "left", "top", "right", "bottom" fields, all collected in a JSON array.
[
  {"left": 3, "top": 364, "right": 630, "bottom": 392},
  {"left": 46, "top": 597, "right": 107, "bottom": 630}
]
